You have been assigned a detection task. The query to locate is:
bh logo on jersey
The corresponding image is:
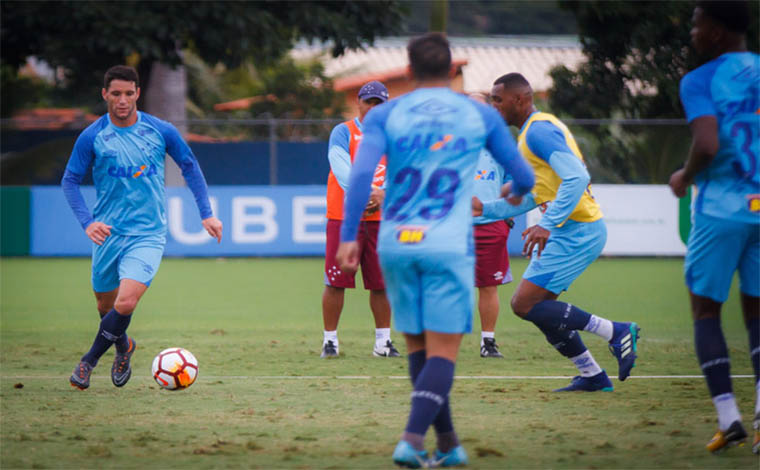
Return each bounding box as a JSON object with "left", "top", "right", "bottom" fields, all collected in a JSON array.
[
  {"left": 108, "top": 164, "right": 158, "bottom": 178},
  {"left": 475, "top": 170, "right": 496, "bottom": 181},
  {"left": 748, "top": 194, "right": 760, "bottom": 212},
  {"left": 396, "top": 226, "right": 426, "bottom": 244}
]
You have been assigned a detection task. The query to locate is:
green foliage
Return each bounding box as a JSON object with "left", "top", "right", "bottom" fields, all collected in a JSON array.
[
  {"left": 547, "top": 1, "right": 758, "bottom": 183},
  {"left": 1, "top": 257, "right": 757, "bottom": 468},
  {"left": 0, "top": 0, "right": 405, "bottom": 115}
]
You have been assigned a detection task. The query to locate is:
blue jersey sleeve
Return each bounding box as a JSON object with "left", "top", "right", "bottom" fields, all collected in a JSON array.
[
  {"left": 482, "top": 193, "right": 538, "bottom": 219},
  {"left": 61, "top": 121, "right": 105, "bottom": 229},
  {"left": 679, "top": 64, "right": 719, "bottom": 123},
  {"left": 340, "top": 103, "right": 393, "bottom": 242},
  {"left": 526, "top": 121, "right": 590, "bottom": 228},
  {"left": 148, "top": 116, "right": 213, "bottom": 220},
  {"left": 476, "top": 103, "right": 534, "bottom": 196},
  {"left": 327, "top": 123, "right": 352, "bottom": 190}
]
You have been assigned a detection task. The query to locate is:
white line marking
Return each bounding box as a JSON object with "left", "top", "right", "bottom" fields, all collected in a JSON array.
[{"left": 2, "top": 374, "right": 754, "bottom": 380}]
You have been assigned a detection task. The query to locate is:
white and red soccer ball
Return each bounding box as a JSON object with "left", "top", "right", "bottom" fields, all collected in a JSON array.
[{"left": 151, "top": 348, "right": 198, "bottom": 390}]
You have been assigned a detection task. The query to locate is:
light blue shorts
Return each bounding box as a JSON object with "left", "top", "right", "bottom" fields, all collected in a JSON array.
[
  {"left": 92, "top": 234, "right": 166, "bottom": 293},
  {"left": 523, "top": 219, "right": 607, "bottom": 294},
  {"left": 685, "top": 212, "right": 759, "bottom": 303},
  {"left": 379, "top": 251, "right": 474, "bottom": 335}
]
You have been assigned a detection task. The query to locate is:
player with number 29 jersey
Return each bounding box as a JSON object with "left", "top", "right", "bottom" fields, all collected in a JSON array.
[{"left": 343, "top": 87, "right": 532, "bottom": 257}]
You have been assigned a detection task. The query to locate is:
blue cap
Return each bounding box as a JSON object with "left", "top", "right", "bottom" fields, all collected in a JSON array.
[{"left": 358, "top": 81, "right": 389, "bottom": 102}]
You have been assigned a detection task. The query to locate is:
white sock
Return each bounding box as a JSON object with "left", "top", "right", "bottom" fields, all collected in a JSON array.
[
  {"left": 570, "top": 350, "right": 603, "bottom": 377},
  {"left": 713, "top": 393, "right": 742, "bottom": 431},
  {"left": 755, "top": 381, "right": 760, "bottom": 417},
  {"left": 481, "top": 331, "right": 494, "bottom": 347},
  {"left": 324, "top": 330, "right": 338, "bottom": 349},
  {"left": 375, "top": 328, "right": 391, "bottom": 347},
  {"left": 583, "top": 315, "right": 614, "bottom": 342}
]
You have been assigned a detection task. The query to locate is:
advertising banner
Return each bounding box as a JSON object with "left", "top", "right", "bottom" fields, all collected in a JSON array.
[{"left": 31, "top": 184, "right": 687, "bottom": 257}]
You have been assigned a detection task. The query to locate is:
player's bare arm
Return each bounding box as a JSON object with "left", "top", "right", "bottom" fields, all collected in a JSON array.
[
  {"left": 471, "top": 196, "right": 483, "bottom": 216},
  {"left": 669, "top": 116, "right": 719, "bottom": 197},
  {"left": 202, "top": 216, "right": 223, "bottom": 243},
  {"left": 85, "top": 221, "right": 112, "bottom": 246},
  {"left": 499, "top": 181, "right": 524, "bottom": 206}
]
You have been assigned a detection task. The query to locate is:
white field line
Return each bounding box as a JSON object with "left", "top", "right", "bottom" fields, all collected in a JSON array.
[{"left": 1, "top": 374, "right": 754, "bottom": 381}]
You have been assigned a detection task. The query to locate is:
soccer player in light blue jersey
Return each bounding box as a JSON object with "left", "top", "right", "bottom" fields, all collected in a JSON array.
[
  {"left": 62, "top": 66, "right": 222, "bottom": 390},
  {"left": 489, "top": 73, "right": 640, "bottom": 393},
  {"left": 468, "top": 92, "right": 514, "bottom": 359},
  {"left": 668, "top": 0, "right": 759, "bottom": 453},
  {"left": 336, "top": 33, "right": 534, "bottom": 468}
]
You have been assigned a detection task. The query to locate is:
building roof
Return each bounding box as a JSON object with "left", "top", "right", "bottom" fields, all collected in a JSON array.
[{"left": 292, "top": 36, "right": 585, "bottom": 93}]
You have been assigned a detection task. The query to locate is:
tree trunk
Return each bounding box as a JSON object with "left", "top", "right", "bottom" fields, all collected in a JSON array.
[{"left": 143, "top": 61, "right": 187, "bottom": 187}]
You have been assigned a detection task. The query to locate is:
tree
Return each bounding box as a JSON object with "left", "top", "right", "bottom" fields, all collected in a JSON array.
[
  {"left": 0, "top": 0, "right": 407, "bottom": 116},
  {"left": 547, "top": 0, "right": 758, "bottom": 183}
]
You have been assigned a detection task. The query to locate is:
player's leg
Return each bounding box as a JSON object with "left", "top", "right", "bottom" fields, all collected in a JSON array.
[
  {"left": 685, "top": 213, "right": 750, "bottom": 451},
  {"left": 515, "top": 219, "right": 639, "bottom": 382},
  {"left": 474, "top": 220, "right": 510, "bottom": 358},
  {"left": 359, "top": 221, "right": 399, "bottom": 357},
  {"left": 70, "top": 236, "right": 122, "bottom": 389},
  {"left": 741, "top": 294, "right": 760, "bottom": 454},
  {"left": 738, "top": 224, "right": 760, "bottom": 453},
  {"left": 322, "top": 219, "right": 355, "bottom": 357},
  {"left": 401, "top": 253, "right": 471, "bottom": 467},
  {"left": 94, "top": 289, "right": 132, "bottom": 355},
  {"left": 512, "top": 279, "right": 612, "bottom": 392}
]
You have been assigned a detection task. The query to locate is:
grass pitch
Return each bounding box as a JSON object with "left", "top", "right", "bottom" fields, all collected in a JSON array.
[{"left": 1, "top": 257, "right": 757, "bottom": 469}]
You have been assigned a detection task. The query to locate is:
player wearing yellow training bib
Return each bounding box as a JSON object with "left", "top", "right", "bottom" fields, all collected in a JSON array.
[{"left": 486, "top": 72, "right": 640, "bottom": 393}]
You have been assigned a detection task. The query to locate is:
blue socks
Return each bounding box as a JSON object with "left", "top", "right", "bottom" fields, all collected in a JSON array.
[
  {"left": 100, "top": 310, "right": 130, "bottom": 353},
  {"left": 537, "top": 325, "right": 588, "bottom": 358},
  {"left": 524, "top": 300, "right": 592, "bottom": 332},
  {"left": 82, "top": 309, "right": 132, "bottom": 366},
  {"left": 406, "top": 350, "right": 458, "bottom": 452},
  {"left": 748, "top": 317, "right": 759, "bottom": 383},
  {"left": 694, "top": 317, "right": 732, "bottom": 397},
  {"left": 405, "top": 357, "right": 455, "bottom": 436}
]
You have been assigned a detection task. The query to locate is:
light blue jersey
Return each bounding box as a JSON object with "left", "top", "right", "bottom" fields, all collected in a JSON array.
[
  {"left": 62, "top": 111, "right": 212, "bottom": 235},
  {"left": 341, "top": 87, "right": 534, "bottom": 253},
  {"left": 472, "top": 149, "right": 510, "bottom": 225},
  {"left": 680, "top": 51, "right": 760, "bottom": 223}
]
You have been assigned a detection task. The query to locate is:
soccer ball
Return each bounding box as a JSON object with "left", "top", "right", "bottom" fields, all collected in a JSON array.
[{"left": 151, "top": 348, "right": 198, "bottom": 390}]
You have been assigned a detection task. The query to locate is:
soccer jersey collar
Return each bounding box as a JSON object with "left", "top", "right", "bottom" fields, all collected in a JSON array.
[{"left": 107, "top": 110, "right": 142, "bottom": 131}]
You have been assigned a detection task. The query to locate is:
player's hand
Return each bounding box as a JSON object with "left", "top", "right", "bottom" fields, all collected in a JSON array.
[
  {"left": 202, "top": 216, "right": 223, "bottom": 243},
  {"left": 522, "top": 224, "right": 550, "bottom": 258},
  {"left": 336, "top": 241, "right": 360, "bottom": 274},
  {"left": 472, "top": 196, "right": 483, "bottom": 217},
  {"left": 499, "top": 181, "right": 524, "bottom": 206},
  {"left": 85, "top": 221, "right": 112, "bottom": 245},
  {"left": 364, "top": 187, "right": 385, "bottom": 215},
  {"left": 668, "top": 168, "right": 690, "bottom": 198}
]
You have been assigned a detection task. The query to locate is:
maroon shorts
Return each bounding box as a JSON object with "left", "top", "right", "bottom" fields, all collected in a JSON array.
[
  {"left": 325, "top": 219, "right": 385, "bottom": 290},
  {"left": 474, "top": 220, "right": 512, "bottom": 287}
]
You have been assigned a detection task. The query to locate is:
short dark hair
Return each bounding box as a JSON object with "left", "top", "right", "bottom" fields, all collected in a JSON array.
[
  {"left": 493, "top": 73, "right": 531, "bottom": 90},
  {"left": 697, "top": 0, "right": 750, "bottom": 33},
  {"left": 407, "top": 33, "right": 452, "bottom": 80},
  {"left": 104, "top": 65, "right": 139, "bottom": 90}
]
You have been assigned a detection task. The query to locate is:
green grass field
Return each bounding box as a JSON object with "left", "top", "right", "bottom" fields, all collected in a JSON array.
[{"left": 1, "top": 257, "right": 757, "bottom": 469}]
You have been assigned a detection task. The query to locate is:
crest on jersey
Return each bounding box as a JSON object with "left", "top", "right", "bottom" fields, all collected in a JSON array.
[{"left": 409, "top": 99, "right": 458, "bottom": 116}]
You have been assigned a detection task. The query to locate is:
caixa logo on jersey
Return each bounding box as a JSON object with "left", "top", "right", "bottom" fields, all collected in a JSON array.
[{"left": 108, "top": 164, "right": 158, "bottom": 178}]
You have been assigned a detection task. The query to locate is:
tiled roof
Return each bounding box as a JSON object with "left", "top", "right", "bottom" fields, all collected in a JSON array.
[{"left": 292, "top": 36, "right": 584, "bottom": 93}]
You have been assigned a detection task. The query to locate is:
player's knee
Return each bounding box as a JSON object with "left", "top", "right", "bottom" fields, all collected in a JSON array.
[
  {"left": 510, "top": 296, "right": 530, "bottom": 318},
  {"left": 114, "top": 297, "right": 138, "bottom": 315}
]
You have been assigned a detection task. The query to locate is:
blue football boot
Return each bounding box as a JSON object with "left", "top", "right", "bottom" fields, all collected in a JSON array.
[
  {"left": 392, "top": 440, "right": 429, "bottom": 468},
  {"left": 430, "top": 445, "right": 468, "bottom": 467},
  {"left": 554, "top": 370, "right": 614, "bottom": 392},
  {"left": 609, "top": 322, "right": 640, "bottom": 381}
]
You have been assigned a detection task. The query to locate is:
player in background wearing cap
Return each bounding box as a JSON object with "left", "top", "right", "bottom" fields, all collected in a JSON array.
[
  {"left": 468, "top": 92, "right": 513, "bottom": 359},
  {"left": 669, "top": 0, "right": 759, "bottom": 453},
  {"left": 321, "top": 80, "right": 400, "bottom": 358}
]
